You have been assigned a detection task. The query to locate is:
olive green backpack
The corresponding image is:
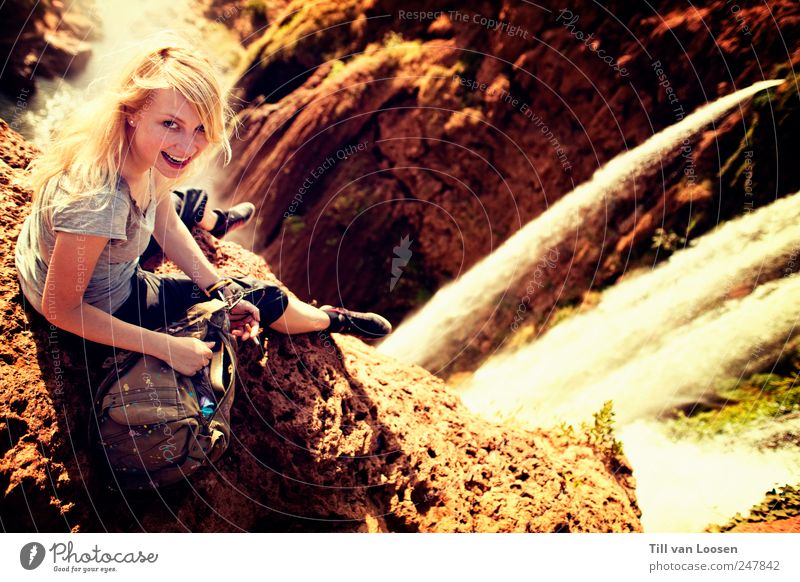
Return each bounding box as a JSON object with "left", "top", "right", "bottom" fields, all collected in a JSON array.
[{"left": 90, "top": 298, "right": 238, "bottom": 491}]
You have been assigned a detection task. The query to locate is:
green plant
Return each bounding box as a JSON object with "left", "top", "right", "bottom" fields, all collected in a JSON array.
[
  {"left": 383, "top": 30, "right": 405, "bottom": 49},
  {"left": 243, "top": 0, "right": 268, "bottom": 17},
  {"left": 668, "top": 348, "right": 800, "bottom": 439},
  {"left": 325, "top": 58, "right": 346, "bottom": 82},
  {"left": 651, "top": 227, "right": 687, "bottom": 252},
  {"left": 284, "top": 215, "right": 305, "bottom": 234},
  {"left": 548, "top": 303, "right": 579, "bottom": 328},
  {"left": 582, "top": 400, "right": 625, "bottom": 459},
  {"left": 553, "top": 401, "right": 625, "bottom": 462}
]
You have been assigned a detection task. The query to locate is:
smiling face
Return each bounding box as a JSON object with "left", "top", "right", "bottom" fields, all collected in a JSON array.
[{"left": 125, "top": 87, "right": 210, "bottom": 178}]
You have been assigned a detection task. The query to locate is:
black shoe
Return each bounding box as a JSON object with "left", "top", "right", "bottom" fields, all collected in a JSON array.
[
  {"left": 209, "top": 202, "right": 256, "bottom": 238},
  {"left": 320, "top": 305, "right": 392, "bottom": 340}
]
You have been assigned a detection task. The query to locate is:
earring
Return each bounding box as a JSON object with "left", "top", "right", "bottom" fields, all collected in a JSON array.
[{"left": 128, "top": 119, "right": 135, "bottom": 127}]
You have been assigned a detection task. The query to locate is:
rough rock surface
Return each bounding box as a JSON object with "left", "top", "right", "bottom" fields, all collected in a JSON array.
[
  {"left": 200, "top": 0, "right": 292, "bottom": 47},
  {"left": 216, "top": 0, "right": 800, "bottom": 374},
  {"left": 0, "top": 119, "right": 641, "bottom": 532},
  {"left": 0, "top": 0, "right": 98, "bottom": 98},
  {"left": 729, "top": 517, "right": 800, "bottom": 533}
]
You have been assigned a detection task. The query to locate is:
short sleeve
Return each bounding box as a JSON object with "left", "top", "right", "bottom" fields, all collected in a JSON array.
[{"left": 52, "top": 188, "right": 129, "bottom": 240}]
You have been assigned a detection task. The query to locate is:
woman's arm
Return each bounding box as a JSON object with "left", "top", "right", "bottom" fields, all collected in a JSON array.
[
  {"left": 42, "top": 231, "right": 170, "bottom": 356},
  {"left": 152, "top": 194, "right": 221, "bottom": 291}
]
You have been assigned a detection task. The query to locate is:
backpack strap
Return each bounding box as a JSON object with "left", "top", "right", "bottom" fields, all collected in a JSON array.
[{"left": 209, "top": 334, "right": 234, "bottom": 393}]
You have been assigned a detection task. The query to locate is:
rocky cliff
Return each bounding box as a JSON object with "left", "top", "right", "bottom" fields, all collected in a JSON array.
[
  {"left": 215, "top": 0, "right": 799, "bottom": 375},
  {"left": 0, "top": 0, "right": 98, "bottom": 98},
  {"left": 0, "top": 119, "right": 641, "bottom": 532}
]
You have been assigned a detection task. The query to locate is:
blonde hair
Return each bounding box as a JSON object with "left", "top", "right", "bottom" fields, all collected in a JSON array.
[{"left": 27, "top": 30, "right": 238, "bottom": 223}]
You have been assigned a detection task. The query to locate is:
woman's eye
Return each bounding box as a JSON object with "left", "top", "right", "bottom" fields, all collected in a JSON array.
[{"left": 163, "top": 120, "right": 178, "bottom": 129}]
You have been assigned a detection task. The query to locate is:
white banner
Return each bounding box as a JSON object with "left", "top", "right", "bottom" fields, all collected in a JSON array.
[{"left": 1, "top": 533, "right": 798, "bottom": 581}]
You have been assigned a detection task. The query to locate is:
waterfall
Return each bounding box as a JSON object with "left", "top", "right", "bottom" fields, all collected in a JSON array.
[
  {"left": 455, "top": 189, "right": 800, "bottom": 532},
  {"left": 620, "top": 419, "right": 800, "bottom": 532},
  {"left": 461, "top": 268, "right": 800, "bottom": 426},
  {"left": 457, "top": 190, "right": 800, "bottom": 425},
  {"left": 377, "top": 79, "right": 786, "bottom": 373}
]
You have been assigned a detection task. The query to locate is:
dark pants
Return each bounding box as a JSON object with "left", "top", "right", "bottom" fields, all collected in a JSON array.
[
  {"left": 139, "top": 188, "right": 209, "bottom": 265},
  {"left": 20, "top": 188, "right": 289, "bottom": 372},
  {"left": 110, "top": 268, "right": 289, "bottom": 334}
]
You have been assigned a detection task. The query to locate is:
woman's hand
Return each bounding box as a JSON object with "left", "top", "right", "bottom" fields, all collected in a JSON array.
[
  {"left": 229, "top": 298, "right": 261, "bottom": 342},
  {"left": 163, "top": 335, "right": 216, "bottom": 376}
]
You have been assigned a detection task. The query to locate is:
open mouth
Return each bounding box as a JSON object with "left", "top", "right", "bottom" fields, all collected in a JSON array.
[{"left": 161, "top": 151, "right": 191, "bottom": 169}]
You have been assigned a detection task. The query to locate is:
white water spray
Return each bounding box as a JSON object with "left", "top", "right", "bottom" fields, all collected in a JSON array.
[
  {"left": 378, "top": 80, "right": 785, "bottom": 373},
  {"left": 459, "top": 190, "right": 800, "bottom": 426},
  {"left": 621, "top": 420, "right": 800, "bottom": 532},
  {"left": 461, "top": 268, "right": 800, "bottom": 426}
]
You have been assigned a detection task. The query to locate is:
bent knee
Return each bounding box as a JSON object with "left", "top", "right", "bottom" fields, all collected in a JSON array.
[
  {"left": 233, "top": 277, "right": 289, "bottom": 326},
  {"left": 265, "top": 286, "right": 290, "bottom": 325}
]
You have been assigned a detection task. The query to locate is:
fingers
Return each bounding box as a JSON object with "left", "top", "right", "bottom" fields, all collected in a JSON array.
[
  {"left": 230, "top": 301, "right": 259, "bottom": 323},
  {"left": 240, "top": 321, "right": 260, "bottom": 343},
  {"left": 237, "top": 300, "right": 260, "bottom": 321}
]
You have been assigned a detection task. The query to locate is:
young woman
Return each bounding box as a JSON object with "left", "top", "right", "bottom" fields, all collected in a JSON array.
[{"left": 14, "top": 34, "right": 391, "bottom": 378}]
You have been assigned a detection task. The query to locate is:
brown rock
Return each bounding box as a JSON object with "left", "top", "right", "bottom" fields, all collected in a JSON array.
[
  {"left": 728, "top": 516, "right": 800, "bottom": 533},
  {"left": 0, "top": 118, "right": 640, "bottom": 532},
  {"left": 0, "top": 0, "right": 99, "bottom": 97}
]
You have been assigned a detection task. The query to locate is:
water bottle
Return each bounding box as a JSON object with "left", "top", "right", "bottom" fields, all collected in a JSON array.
[{"left": 199, "top": 395, "right": 216, "bottom": 418}]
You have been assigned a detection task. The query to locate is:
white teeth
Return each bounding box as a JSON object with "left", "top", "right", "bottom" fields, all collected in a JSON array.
[{"left": 164, "top": 152, "right": 189, "bottom": 163}]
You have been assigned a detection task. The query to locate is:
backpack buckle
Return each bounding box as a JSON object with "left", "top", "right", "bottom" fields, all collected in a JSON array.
[
  {"left": 225, "top": 288, "right": 245, "bottom": 311},
  {"left": 209, "top": 284, "right": 245, "bottom": 311}
]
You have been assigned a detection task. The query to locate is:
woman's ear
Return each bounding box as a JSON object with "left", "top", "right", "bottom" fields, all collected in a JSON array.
[{"left": 126, "top": 110, "right": 141, "bottom": 127}]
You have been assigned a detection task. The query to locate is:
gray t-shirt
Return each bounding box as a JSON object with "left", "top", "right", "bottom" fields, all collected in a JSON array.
[{"left": 15, "top": 171, "right": 156, "bottom": 316}]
